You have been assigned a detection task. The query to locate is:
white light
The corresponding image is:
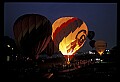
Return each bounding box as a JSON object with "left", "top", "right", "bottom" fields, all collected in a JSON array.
[
  {"left": 100, "top": 60, "right": 103, "bottom": 62},
  {"left": 89, "top": 51, "right": 92, "bottom": 54},
  {"left": 96, "top": 58, "right": 100, "bottom": 60},
  {"left": 7, "top": 45, "right": 10, "bottom": 47},
  {"left": 7, "top": 56, "right": 10, "bottom": 61},
  {"left": 12, "top": 48, "right": 14, "bottom": 50},
  {"left": 91, "top": 59, "right": 93, "bottom": 61},
  {"left": 68, "top": 57, "right": 70, "bottom": 61},
  {"left": 27, "top": 57, "right": 29, "bottom": 60},
  {"left": 106, "top": 49, "right": 109, "bottom": 52}
]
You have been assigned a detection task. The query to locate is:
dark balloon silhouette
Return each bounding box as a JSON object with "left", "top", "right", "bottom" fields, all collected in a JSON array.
[
  {"left": 13, "top": 14, "right": 52, "bottom": 60},
  {"left": 89, "top": 40, "right": 96, "bottom": 48},
  {"left": 44, "top": 38, "right": 59, "bottom": 56},
  {"left": 87, "top": 31, "right": 95, "bottom": 40}
]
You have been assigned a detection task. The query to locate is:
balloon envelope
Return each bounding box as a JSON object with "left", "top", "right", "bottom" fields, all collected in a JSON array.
[
  {"left": 13, "top": 14, "right": 52, "bottom": 59},
  {"left": 87, "top": 31, "right": 95, "bottom": 40},
  {"left": 44, "top": 38, "right": 58, "bottom": 56},
  {"left": 89, "top": 40, "right": 96, "bottom": 48},
  {"left": 95, "top": 40, "right": 107, "bottom": 56},
  {"left": 52, "top": 16, "right": 88, "bottom": 62}
]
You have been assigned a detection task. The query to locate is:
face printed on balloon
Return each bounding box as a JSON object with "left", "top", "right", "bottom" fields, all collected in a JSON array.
[
  {"left": 76, "top": 30, "right": 86, "bottom": 46},
  {"left": 66, "top": 30, "right": 87, "bottom": 54}
]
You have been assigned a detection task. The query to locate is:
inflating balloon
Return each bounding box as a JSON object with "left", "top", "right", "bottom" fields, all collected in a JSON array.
[
  {"left": 95, "top": 40, "right": 107, "bottom": 56},
  {"left": 52, "top": 16, "right": 88, "bottom": 64},
  {"left": 13, "top": 14, "right": 52, "bottom": 60}
]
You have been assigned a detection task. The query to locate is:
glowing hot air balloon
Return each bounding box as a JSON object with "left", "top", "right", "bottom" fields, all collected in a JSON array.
[
  {"left": 13, "top": 14, "right": 52, "bottom": 60},
  {"left": 52, "top": 16, "right": 88, "bottom": 64},
  {"left": 95, "top": 40, "right": 107, "bottom": 56}
]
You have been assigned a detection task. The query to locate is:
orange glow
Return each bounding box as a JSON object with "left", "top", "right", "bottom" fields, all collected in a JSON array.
[
  {"left": 59, "top": 22, "right": 88, "bottom": 56},
  {"left": 98, "top": 51, "right": 104, "bottom": 56},
  {"left": 52, "top": 17, "right": 88, "bottom": 62},
  {"left": 67, "top": 61, "right": 70, "bottom": 65}
]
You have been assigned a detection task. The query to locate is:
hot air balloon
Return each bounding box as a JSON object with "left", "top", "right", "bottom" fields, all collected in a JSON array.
[
  {"left": 87, "top": 31, "right": 95, "bottom": 40},
  {"left": 13, "top": 14, "right": 52, "bottom": 60},
  {"left": 95, "top": 40, "right": 107, "bottom": 56},
  {"left": 89, "top": 40, "right": 96, "bottom": 48},
  {"left": 43, "top": 37, "right": 59, "bottom": 57},
  {"left": 52, "top": 16, "right": 88, "bottom": 64}
]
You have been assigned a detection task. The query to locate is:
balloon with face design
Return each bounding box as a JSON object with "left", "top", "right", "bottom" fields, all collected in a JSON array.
[{"left": 52, "top": 16, "right": 88, "bottom": 64}]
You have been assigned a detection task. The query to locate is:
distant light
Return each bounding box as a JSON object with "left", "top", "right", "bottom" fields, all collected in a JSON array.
[
  {"left": 42, "top": 60, "right": 44, "bottom": 62},
  {"left": 106, "top": 49, "right": 110, "bottom": 54},
  {"left": 7, "top": 56, "right": 10, "bottom": 61},
  {"left": 100, "top": 59, "right": 103, "bottom": 62},
  {"left": 27, "top": 57, "right": 29, "bottom": 60},
  {"left": 11, "top": 48, "right": 14, "bottom": 50},
  {"left": 106, "top": 49, "right": 110, "bottom": 51},
  {"left": 7, "top": 45, "right": 10, "bottom": 47},
  {"left": 89, "top": 51, "right": 95, "bottom": 54},
  {"left": 90, "top": 59, "right": 93, "bottom": 61},
  {"left": 96, "top": 58, "right": 100, "bottom": 61},
  {"left": 89, "top": 51, "right": 92, "bottom": 54}
]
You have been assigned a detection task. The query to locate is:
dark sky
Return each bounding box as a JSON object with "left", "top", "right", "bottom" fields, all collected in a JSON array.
[{"left": 4, "top": 2, "right": 117, "bottom": 52}]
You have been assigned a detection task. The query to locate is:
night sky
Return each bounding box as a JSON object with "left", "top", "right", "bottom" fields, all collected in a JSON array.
[{"left": 4, "top": 2, "right": 117, "bottom": 52}]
